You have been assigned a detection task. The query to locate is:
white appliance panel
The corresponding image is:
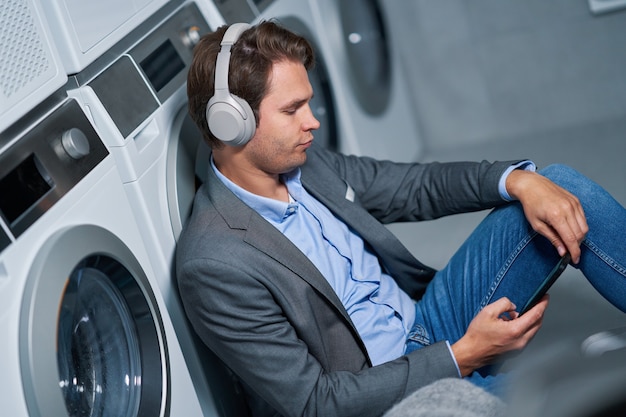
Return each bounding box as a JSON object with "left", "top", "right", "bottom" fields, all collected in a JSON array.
[
  {"left": 37, "top": 0, "right": 172, "bottom": 74},
  {"left": 0, "top": 0, "right": 67, "bottom": 134}
]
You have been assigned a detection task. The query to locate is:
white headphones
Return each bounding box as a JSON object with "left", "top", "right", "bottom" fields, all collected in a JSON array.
[{"left": 206, "top": 23, "right": 256, "bottom": 146}]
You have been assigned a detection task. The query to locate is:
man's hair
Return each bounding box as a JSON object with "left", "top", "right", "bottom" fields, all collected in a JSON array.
[{"left": 187, "top": 21, "right": 315, "bottom": 148}]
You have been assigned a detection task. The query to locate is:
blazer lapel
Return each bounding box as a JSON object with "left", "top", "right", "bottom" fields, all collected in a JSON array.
[
  {"left": 205, "top": 167, "right": 351, "bottom": 320},
  {"left": 300, "top": 163, "right": 388, "bottom": 247}
]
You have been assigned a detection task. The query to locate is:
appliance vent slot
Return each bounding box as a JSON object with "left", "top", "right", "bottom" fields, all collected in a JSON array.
[{"left": 0, "top": 0, "right": 51, "bottom": 99}]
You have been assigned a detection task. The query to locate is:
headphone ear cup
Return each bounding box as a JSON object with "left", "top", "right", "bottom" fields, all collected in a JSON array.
[{"left": 206, "top": 93, "right": 256, "bottom": 146}]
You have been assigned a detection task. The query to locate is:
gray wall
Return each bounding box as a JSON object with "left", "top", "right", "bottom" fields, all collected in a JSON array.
[{"left": 385, "top": 0, "right": 626, "bottom": 153}]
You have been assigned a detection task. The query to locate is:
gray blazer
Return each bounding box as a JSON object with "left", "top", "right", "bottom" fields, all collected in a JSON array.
[{"left": 176, "top": 144, "right": 517, "bottom": 417}]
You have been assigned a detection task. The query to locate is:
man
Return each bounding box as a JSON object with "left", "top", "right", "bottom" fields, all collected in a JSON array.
[{"left": 178, "top": 21, "right": 626, "bottom": 417}]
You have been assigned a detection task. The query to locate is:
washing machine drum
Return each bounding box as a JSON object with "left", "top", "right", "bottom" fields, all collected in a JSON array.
[
  {"left": 57, "top": 255, "right": 162, "bottom": 417},
  {"left": 20, "top": 226, "right": 167, "bottom": 417},
  {"left": 338, "top": 0, "right": 391, "bottom": 115}
]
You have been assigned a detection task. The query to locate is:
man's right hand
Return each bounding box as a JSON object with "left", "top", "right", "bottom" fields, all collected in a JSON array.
[{"left": 451, "top": 296, "right": 549, "bottom": 377}]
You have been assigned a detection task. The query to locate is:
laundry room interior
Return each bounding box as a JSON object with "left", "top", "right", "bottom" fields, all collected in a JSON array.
[{"left": 1, "top": 0, "right": 625, "bottom": 416}]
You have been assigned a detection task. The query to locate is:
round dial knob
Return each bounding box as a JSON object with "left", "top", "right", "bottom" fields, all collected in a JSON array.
[
  {"left": 182, "top": 25, "right": 202, "bottom": 48},
  {"left": 61, "top": 128, "right": 90, "bottom": 159}
]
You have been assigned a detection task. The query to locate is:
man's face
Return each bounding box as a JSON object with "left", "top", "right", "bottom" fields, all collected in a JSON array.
[{"left": 243, "top": 60, "right": 320, "bottom": 175}]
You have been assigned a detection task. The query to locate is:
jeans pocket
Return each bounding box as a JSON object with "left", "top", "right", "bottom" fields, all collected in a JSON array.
[{"left": 405, "top": 323, "right": 431, "bottom": 354}]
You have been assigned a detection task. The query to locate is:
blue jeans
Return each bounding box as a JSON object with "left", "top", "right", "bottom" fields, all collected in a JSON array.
[{"left": 405, "top": 164, "right": 626, "bottom": 394}]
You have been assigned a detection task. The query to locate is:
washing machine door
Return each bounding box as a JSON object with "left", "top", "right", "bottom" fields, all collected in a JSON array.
[
  {"left": 280, "top": 17, "right": 338, "bottom": 152},
  {"left": 166, "top": 108, "right": 207, "bottom": 241},
  {"left": 338, "top": 0, "right": 391, "bottom": 115},
  {"left": 20, "top": 225, "right": 168, "bottom": 417}
]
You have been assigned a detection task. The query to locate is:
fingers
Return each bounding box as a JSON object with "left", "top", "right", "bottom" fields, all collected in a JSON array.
[
  {"left": 490, "top": 295, "right": 548, "bottom": 332},
  {"left": 501, "top": 296, "right": 547, "bottom": 352},
  {"left": 540, "top": 208, "right": 587, "bottom": 263},
  {"left": 486, "top": 296, "right": 517, "bottom": 315},
  {"left": 519, "top": 295, "right": 549, "bottom": 323},
  {"left": 541, "top": 225, "right": 576, "bottom": 261},
  {"left": 532, "top": 188, "right": 588, "bottom": 264},
  {"left": 455, "top": 296, "right": 549, "bottom": 374},
  {"left": 514, "top": 295, "right": 549, "bottom": 342},
  {"left": 512, "top": 171, "right": 589, "bottom": 263}
]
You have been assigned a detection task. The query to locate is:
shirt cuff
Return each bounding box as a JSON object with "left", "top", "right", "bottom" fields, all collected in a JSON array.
[
  {"left": 498, "top": 160, "right": 537, "bottom": 201},
  {"left": 445, "top": 340, "right": 462, "bottom": 377}
]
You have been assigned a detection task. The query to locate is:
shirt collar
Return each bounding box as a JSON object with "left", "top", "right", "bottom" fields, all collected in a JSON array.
[{"left": 211, "top": 157, "right": 301, "bottom": 223}]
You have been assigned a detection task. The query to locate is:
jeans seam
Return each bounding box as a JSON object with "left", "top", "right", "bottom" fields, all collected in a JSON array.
[
  {"left": 583, "top": 239, "right": 626, "bottom": 278},
  {"left": 479, "top": 231, "right": 538, "bottom": 312}
]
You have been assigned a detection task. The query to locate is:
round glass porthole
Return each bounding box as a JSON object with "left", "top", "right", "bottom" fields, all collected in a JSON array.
[
  {"left": 338, "top": 0, "right": 391, "bottom": 115},
  {"left": 57, "top": 255, "right": 164, "bottom": 417}
]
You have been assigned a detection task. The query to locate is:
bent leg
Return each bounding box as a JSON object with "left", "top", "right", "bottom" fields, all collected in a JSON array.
[
  {"left": 542, "top": 164, "right": 626, "bottom": 311},
  {"left": 411, "top": 164, "right": 626, "bottom": 390}
]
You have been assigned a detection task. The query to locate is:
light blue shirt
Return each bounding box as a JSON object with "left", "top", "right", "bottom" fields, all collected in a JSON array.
[
  {"left": 213, "top": 162, "right": 415, "bottom": 365},
  {"left": 212, "top": 159, "right": 535, "bottom": 366}
]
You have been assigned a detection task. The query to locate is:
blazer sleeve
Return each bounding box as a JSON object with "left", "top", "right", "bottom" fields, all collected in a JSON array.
[{"left": 306, "top": 145, "right": 523, "bottom": 224}]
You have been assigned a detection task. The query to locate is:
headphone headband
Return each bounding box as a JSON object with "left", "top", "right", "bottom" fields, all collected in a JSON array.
[{"left": 214, "top": 23, "right": 251, "bottom": 92}]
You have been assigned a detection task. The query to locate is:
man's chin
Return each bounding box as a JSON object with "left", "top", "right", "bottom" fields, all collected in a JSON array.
[{"left": 280, "top": 155, "right": 307, "bottom": 174}]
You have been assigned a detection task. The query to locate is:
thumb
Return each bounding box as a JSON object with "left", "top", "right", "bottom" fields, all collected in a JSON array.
[
  {"left": 486, "top": 297, "right": 517, "bottom": 319},
  {"left": 492, "top": 296, "right": 516, "bottom": 311}
]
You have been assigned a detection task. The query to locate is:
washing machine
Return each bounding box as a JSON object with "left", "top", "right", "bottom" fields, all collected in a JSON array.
[
  {"left": 66, "top": 2, "right": 248, "bottom": 415},
  {"left": 0, "top": 0, "right": 67, "bottom": 134},
  {"left": 34, "top": 0, "right": 181, "bottom": 75},
  {"left": 306, "top": 0, "right": 424, "bottom": 162},
  {"left": 0, "top": 97, "right": 210, "bottom": 416}
]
